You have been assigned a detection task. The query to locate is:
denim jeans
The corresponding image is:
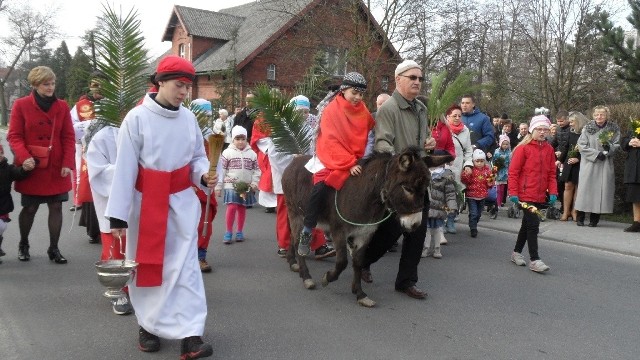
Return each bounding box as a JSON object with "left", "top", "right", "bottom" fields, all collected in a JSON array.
[{"left": 467, "top": 198, "right": 484, "bottom": 230}]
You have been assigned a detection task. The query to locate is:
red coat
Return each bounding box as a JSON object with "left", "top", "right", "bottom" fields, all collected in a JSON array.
[
  {"left": 461, "top": 164, "right": 494, "bottom": 199},
  {"left": 508, "top": 140, "right": 557, "bottom": 203},
  {"left": 432, "top": 120, "right": 456, "bottom": 158},
  {"left": 7, "top": 93, "right": 75, "bottom": 195}
]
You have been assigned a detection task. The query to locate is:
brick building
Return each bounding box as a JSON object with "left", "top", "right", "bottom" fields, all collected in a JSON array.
[{"left": 160, "top": 0, "right": 400, "bottom": 109}]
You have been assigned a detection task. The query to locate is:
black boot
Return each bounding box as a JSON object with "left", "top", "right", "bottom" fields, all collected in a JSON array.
[
  {"left": 18, "top": 241, "right": 30, "bottom": 261},
  {"left": 47, "top": 247, "right": 67, "bottom": 264},
  {"left": 576, "top": 211, "right": 585, "bottom": 226},
  {"left": 180, "top": 336, "right": 213, "bottom": 360},
  {"left": 0, "top": 235, "right": 5, "bottom": 257},
  {"left": 588, "top": 213, "right": 600, "bottom": 227},
  {"left": 624, "top": 221, "right": 640, "bottom": 232}
]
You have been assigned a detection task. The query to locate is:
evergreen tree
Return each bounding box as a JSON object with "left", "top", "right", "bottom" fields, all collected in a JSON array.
[
  {"left": 50, "top": 41, "right": 72, "bottom": 100},
  {"left": 66, "top": 47, "right": 93, "bottom": 102},
  {"left": 596, "top": 0, "right": 640, "bottom": 94}
]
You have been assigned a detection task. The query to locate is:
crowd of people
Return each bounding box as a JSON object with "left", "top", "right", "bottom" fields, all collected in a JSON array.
[{"left": 3, "top": 56, "right": 640, "bottom": 359}]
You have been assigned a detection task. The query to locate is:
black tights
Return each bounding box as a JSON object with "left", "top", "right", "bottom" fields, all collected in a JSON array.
[{"left": 19, "top": 202, "right": 63, "bottom": 248}]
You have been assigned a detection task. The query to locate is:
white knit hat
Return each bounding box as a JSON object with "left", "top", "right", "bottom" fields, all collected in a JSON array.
[
  {"left": 395, "top": 60, "right": 422, "bottom": 76},
  {"left": 231, "top": 125, "right": 247, "bottom": 139},
  {"left": 529, "top": 115, "right": 551, "bottom": 133},
  {"left": 472, "top": 149, "right": 486, "bottom": 161}
]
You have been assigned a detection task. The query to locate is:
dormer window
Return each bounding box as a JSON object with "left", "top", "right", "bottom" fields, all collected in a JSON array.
[{"left": 267, "top": 64, "right": 276, "bottom": 80}]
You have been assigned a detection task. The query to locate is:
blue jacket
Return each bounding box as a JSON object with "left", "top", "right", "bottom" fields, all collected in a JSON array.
[{"left": 462, "top": 108, "right": 494, "bottom": 151}]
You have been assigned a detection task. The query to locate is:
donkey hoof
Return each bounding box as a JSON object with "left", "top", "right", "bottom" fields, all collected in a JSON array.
[
  {"left": 357, "top": 297, "right": 376, "bottom": 307},
  {"left": 290, "top": 263, "right": 300, "bottom": 272},
  {"left": 321, "top": 274, "right": 329, "bottom": 287},
  {"left": 303, "top": 279, "right": 316, "bottom": 289}
]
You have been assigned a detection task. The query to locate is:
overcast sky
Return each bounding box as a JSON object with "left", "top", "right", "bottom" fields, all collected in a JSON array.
[{"left": 0, "top": 0, "right": 253, "bottom": 61}]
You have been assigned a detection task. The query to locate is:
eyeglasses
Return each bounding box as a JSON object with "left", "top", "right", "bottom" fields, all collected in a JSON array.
[{"left": 400, "top": 75, "right": 425, "bottom": 82}]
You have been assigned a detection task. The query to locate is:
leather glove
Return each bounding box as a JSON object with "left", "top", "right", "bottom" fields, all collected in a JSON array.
[
  {"left": 596, "top": 152, "right": 606, "bottom": 161},
  {"left": 602, "top": 144, "right": 610, "bottom": 151},
  {"left": 549, "top": 194, "right": 557, "bottom": 205},
  {"left": 510, "top": 196, "right": 519, "bottom": 204}
]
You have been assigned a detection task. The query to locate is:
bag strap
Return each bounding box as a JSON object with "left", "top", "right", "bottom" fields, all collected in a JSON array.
[{"left": 47, "top": 114, "right": 56, "bottom": 150}]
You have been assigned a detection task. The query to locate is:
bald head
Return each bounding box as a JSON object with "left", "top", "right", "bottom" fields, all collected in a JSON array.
[{"left": 376, "top": 93, "right": 391, "bottom": 109}]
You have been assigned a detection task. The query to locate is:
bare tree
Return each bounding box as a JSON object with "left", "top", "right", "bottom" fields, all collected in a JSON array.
[{"left": 0, "top": 4, "right": 59, "bottom": 125}]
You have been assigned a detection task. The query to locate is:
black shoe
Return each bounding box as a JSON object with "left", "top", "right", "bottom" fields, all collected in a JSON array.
[
  {"left": 47, "top": 247, "right": 67, "bottom": 264},
  {"left": 470, "top": 229, "right": 478, "bottom": 238},
  {"left": 314, "top": 244, "right": 336, "bottom": 260},
  {"left": 587, "top": 223, "right": 598, "bottom": 227},
  {"left": 88, "top": 236, "right": 100, "bottom": 244},
  {"left": 264, "top": 207, "right": 276, "bottom": 213},
  {"left": 388, "top": 241, "right": 399, "bottom": 253},
  {"left": 624, "top": 221, "right": 640, "bottom": 232},
  {"left": 576, "top": 220, "right": 585, "bottom": 226},
  {"left": 69, "top": 205, "right": 82, "bottom": 212},
  {"left": 180, "top": 336, "right": 213, "bottom": 360},
  {"left": 18, "top": 243, "right": 30, "bottom": 261},
  {"left": 138, "top": 327, "right": 160, "bottom": 352},
  {"left": 0, "top": 247, "right": 5, "bottom": 257}
]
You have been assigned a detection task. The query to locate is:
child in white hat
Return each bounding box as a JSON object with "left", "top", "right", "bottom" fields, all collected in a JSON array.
[{"left": 461, "top": 149, "right": 495, "bottom": 237}]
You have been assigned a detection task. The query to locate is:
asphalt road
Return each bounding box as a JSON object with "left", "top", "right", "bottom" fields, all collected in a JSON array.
[{"left": 1, "top": 196, "right": 640, "bottom": 360}]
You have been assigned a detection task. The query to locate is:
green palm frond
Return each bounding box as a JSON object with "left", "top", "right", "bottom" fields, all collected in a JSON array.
[
  {"left": 94, "top": 3, "right": 149, "bottom": 128},
  {"left": 427, "top": 70, "right": 475, "bottom": 128},
  {"left": 185, "top": 100, "right": 213, "bottom": 137},
  {"left": 251, "top": 84, "right": 311, "bottom": 155}
]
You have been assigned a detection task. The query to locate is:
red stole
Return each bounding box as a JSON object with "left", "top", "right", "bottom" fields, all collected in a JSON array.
[
  {"left": 250, "top": 117, "right": 273, "bottom": 192},
  {"left": 315, "top": 95, "right": 374, "bottom": 189},
  {"left": 134, "top": 164, "right": 191, "bottom": 287}
]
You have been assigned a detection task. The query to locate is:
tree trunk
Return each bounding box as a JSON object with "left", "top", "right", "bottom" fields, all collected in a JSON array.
[{"left": 0, "top": 82, "right": 7, "bottom": 126}]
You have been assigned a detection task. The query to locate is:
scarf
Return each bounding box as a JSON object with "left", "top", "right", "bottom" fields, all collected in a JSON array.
[
  {"left": 33, "top": 90, "right": 57, "bottom": 112},
  {"left": 315, "top": 94, "right": 375, "bottom": 189},
  {"left": 448, "top": 119, "right": 465, "bottom": 135}
]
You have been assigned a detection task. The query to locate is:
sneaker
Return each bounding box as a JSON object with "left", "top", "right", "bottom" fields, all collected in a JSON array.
[
  {"left": 445, "top": 219, "right": 456, "bottom": 234},
  {"left": 511, "top": 251, "right": 526, "bottom": 266},
  {"left": 470, "top": 229, "right": 478, "bottom": 238},
  {"left": 439, "top": 235, "right": 448, "bottom": 245},
  {"left": 277, "top": 248, "right": 287, "bottom": 257},
  {"left": 297, "top": 231, "right": 312, "bottom": 256},
  {"left": 223, "top": 232, "right": 232, "bottom": 244},
  {"left": 18, "top": 243, "right": 30, "bottom": 261},
  {"left": 529, "top": 260, "right": 550, "bottom": 273},
  {"left": 111, "top": 295, "right": 134, "bottom": 315},
  {"left": 199, "top": 259, "right": 212, "bottom": 273},
  {"left": 235, "top": 232, "right": 244, "bottom": 242},
  {"left": 432, "top": 248, "right": 442, "bottom": 259},
  {"left": 180, "top": 336, "right": 213, "bottom": 360},
  {"left": 314, "top": 244, "right": 336, "bottom": 259},
  {"left": 138, "top": 327, "right": 160, "bottom": 352},
  {"left": 490, "top": 210, "right": 498, "bottom": 219},
  {"left": 421, "top": 247, "right": 431, "bottom": 258}
]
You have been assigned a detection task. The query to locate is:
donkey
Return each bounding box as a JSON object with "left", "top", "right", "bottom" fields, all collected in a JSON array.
[{"left": 281, "top": 146, "right": 452, "bottom": 307}]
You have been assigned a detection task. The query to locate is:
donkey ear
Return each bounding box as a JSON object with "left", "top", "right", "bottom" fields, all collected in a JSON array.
[{"left": 398, "top": 153, "right": 414, "bottom": 172}]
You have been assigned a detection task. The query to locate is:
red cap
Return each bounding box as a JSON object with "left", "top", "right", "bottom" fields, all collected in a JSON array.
[{"left": 154, "top": 56, "right": 195, "bottom": 84}]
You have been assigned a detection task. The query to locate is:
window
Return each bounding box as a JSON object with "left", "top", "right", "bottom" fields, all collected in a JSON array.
[
  {"left": 267, "top": 64, "right": 276, "bottom": 80},
  {"left": 381, "top": 76, "right": 389, "bottom": 91},
  {"left": 324, "top": 47, "right": 347, "bottom": 76},
  {"left": 178, "top": 44, "right": 186, "bottom": 58}
]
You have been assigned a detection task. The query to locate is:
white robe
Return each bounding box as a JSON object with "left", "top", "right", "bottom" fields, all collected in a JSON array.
[
  {"left": 105, "top": 95, "right": 210, "bottom": 339},
  {"left": 86, "top": 126, "right": 118, "bottom": 233}
]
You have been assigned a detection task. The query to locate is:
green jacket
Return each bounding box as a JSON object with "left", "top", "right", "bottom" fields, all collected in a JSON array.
[{"left": 373, "top": 90, "right": 429, "bottom": 156}]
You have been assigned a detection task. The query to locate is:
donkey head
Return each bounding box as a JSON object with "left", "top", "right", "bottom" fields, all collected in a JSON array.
[{"left": 381, "top": 147, "right": 430, "bottom": 231}]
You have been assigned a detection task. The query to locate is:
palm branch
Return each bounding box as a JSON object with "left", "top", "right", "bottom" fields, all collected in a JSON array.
[
  {"left": 185, "top": 100, "right": 213, "bottom": 137},
  {"left": 427, "top": 70, "right": 475, "bottom": 128},
  {"left": 251, "top": 84, "right": 311, "bottom": 155},
  {"left": 93, "top": 3, "right": 149, "bottom": 128}
]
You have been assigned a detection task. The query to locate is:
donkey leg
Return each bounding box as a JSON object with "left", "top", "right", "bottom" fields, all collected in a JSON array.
[
  {"left": 351, "top": 249, "right": 375, "bottom": 307},
  {"left": 296, "top": 253, "right": 315, "bottom": 289},
  {"left": 322, "top": 241, "right": 348, "bottom": 287}
]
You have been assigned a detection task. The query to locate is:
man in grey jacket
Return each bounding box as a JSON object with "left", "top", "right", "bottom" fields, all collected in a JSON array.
[{"left": 362, "top": 60, "right": 436, "bottom": 300}]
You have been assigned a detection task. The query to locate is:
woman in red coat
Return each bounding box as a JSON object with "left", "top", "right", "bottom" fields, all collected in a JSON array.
[{"left": 7, "top": 66, "right": 75, "bottom": 264}]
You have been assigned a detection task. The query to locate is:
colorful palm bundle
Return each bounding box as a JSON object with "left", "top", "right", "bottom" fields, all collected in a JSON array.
[
  {"left": 233, "top": 181, "right": 250, "bottom": 201},
  {"left": 630, "top": 118, "right": 640, "bottom": 138},
  {"left": 492, "top": 156, "right": 506, "bottom": 171},
  {"left": 598, "top": 130, "right": 614, "bottom": 154},
  {"left": 519, "top": 201, "right": 545, "bottom": 220}
]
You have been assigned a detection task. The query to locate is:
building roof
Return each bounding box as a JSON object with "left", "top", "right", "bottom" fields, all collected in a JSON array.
[
  {"left": 165, "top": 0, "right": 398, "bottom": 74},
  {"left": 162, "top": 5, "right": 244, "bottom": 42}
]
